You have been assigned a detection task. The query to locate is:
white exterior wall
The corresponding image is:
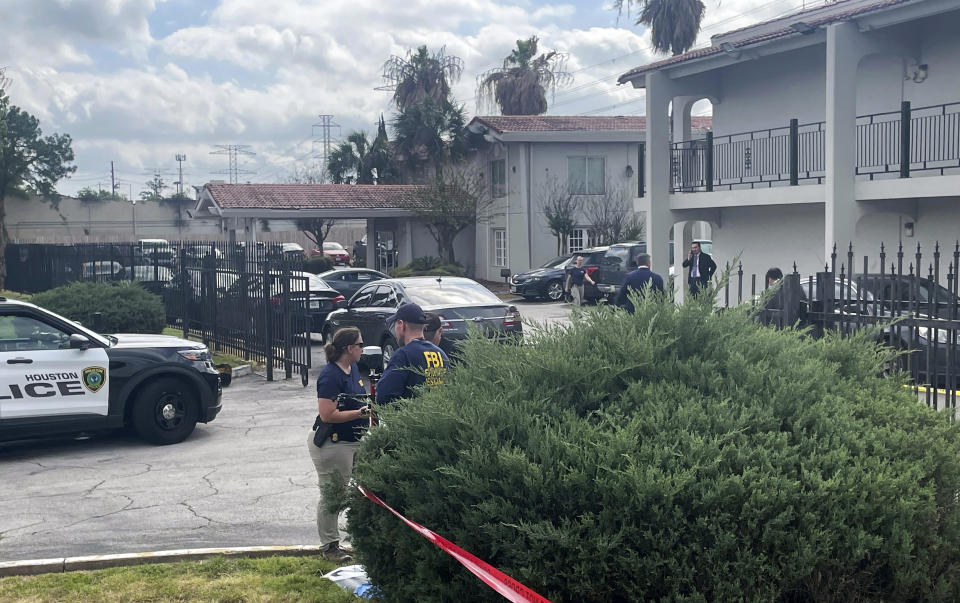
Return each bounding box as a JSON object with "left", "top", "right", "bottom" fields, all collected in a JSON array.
[
  {"left": 474, "top": 138, "right": 643, "bottom": 281},
  {"left": 710, "top": 11, "right": 960, "bottom": 136}
]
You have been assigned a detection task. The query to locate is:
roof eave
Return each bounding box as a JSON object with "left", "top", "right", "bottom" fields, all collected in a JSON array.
[{"left": 215, "top": 208, "right": 420, "bottom": 218}]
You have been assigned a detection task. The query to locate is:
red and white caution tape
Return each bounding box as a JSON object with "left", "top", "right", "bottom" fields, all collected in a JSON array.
[{"left": 358, "top": 486, "right": 552, "bottom": 603}]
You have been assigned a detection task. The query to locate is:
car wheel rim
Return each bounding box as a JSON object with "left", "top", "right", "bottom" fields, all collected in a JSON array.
[
  {"left": 155, "top": 392, "right": 185, "bottom": 431},
  {"left": 547, "top": 282, "right": 562, "bottom": 301}
]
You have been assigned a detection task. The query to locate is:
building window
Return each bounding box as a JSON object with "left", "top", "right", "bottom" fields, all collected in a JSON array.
[
  {"left": 493, "top": 229, "right": 508, "bottom": 267},
  {"left": 490, "top": 159, "right": 506, "bottom": 198},
  {"left": 568, "top": 228, "right": 594, "bottom": 253},
  {"left": 568, "top": 156, "right": 605, "bottom": 195}
]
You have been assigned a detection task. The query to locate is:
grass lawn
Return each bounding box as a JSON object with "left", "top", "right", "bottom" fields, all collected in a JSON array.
[
  {"left": 0, "top": 556, "right": 362, "bottom": 602},
  {"left": 161, "top": 327, "right": 253, "bottom": 368}
]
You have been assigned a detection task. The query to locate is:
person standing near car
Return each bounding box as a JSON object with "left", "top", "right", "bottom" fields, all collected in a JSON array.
[
  {"left": 682, "top": 242, "right": 716, "bottom": 295},
  {"left": 376, "top": 303, "right": 449, "bottom": 405},
  {"left": 423, "top": 312, "right": 443, "bottom": 348},
  {"left": 564, "top": 256, "right": 595, "bottom": 306},
  {"left": 615, "top": 254, "right": 664, "bottom": 314},
  {"left": 308, "top": 327, "right": 372, "bottom": 563}
]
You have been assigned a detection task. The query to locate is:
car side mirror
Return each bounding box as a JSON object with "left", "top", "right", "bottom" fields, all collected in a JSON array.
[{"left": 69, "top": 333, "right": 92, "bottom": 350}]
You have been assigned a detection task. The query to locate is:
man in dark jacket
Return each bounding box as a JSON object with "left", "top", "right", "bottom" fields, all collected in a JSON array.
[
  {"left": 682, "top": 241, "right": 717, "bottom": 295},
  {"left": 376, "top": 303, "right": 449, "bottom": 405},
  {"left": 615, "top": 253, "right": 664, "bottom": 314}
]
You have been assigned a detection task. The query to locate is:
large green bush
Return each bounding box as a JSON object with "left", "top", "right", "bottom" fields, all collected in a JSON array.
[
  {"left": 348, "top": 293, "right": 960, "bottom": 601},
  {"left": 31, "top": 282, "right": 165, "bottom": 333}
]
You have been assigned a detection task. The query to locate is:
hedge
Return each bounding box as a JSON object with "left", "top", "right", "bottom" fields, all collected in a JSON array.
[
  {"left": 304, "top": 255, "right": 335, "bottom": 274},
  {"left": 390, "top": 256, "right": 463, "bottom": 278},
  {"left": 346, "top": 291, "right": 960, "bottom": 601},
  {"left": 31, "top": 282, "right": 166, "bottom": 334}
]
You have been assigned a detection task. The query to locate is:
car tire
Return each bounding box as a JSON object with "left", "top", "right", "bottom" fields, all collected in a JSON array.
[
  {"left": 545, "top": 280, "right": 564, "bottom": 302},
  {"left": 131, "top": 377, "right": 199, "bottom": 445},
  {"left": 381, "top": 335, "right": 399, "bottom": 371},
  {"left": 321, "top": 324, "right": 333, "bottom": 344}
]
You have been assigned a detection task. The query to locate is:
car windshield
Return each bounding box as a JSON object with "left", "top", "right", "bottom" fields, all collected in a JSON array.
[
  {"left": 539, "top": 255, "right": 572, "bottom": 269},
  {"left": 404, "top": 282, "right": 501, "bottom": 306},
  {"left": 323, "top": 242, "right": 344, "bottom": 251}
]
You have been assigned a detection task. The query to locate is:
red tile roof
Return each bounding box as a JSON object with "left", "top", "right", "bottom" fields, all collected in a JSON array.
[
  {"left": 205, "top": 183, "right": 428, "bottom": 210},
  {"left": 617, "top": 0, "right": 911, "bottom": 84},
  {"left": 472, "top": 115, "right": 711, "bottom": 133}
]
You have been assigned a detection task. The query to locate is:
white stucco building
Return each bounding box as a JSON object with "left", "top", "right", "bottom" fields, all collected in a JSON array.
[
  {"left": 467, "top": 115, "right": 710, "bottom": 281},
  {"left": 619, "top": 0, "right": 960, "bottom": 293}
]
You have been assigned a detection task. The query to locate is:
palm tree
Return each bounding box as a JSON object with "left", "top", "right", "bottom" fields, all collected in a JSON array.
[
  {"left": 613, "top": 0, "right": 706, "bottom": 56},
  {"left": 391, "top": 99, "right": 468, "bottom": 183},
  {"left": 380, "top": 46, "right": 464, "bottom": 112},
  {"left": 477, "top": 36, "right": 571, "bottom": 116},
  {"left": 326, "top": 131, "right": 374, "bottom": 185}
]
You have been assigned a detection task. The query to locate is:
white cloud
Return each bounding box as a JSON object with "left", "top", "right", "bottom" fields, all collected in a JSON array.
[{"left": 0, "top": 0, "right": 807, "bottom": 195}]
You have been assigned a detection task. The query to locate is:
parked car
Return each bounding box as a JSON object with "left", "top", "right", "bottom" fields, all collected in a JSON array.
[
  {"left": 280, "top": 242, "right": 307, "bottom": 261},
  {"left": 131, "top": 265, "right": 174, "bottom": 295},
  {"left": 797, "top": 275, "right": 959, "bottom": 386},
  {"left": 594, "top": 242, "right": 647, "bottom": 300},
  {"left": 324, "top": 276, "right": 522, "bottom": 366},
  {"left": 509, "top": 254, "right": 573, "bottom": 301},
  {"left": 317, "top": 268, "right": 389, "bottom": 299},
  {"left": 80, "top": 260, "right": 126, "bottom": 281},
  {"left": 220, "top": 270, "right": 344, "bottom": 335},
  {"left": 134, "top": 239, "right": 175, "bottom": 267},
  {"left": 0, "top": 297, "right": 222, "bottom": 445},
  {"left": 322, "top": 242, "right": 351, "bottom": 266}
]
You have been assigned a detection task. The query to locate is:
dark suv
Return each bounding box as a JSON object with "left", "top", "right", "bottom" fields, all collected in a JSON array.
[
  {"left": 594, "top": 242, "right": 647, "bottom": 300},
  {"left": 0, "top": 298, "right": 223, "bottom": 445}
]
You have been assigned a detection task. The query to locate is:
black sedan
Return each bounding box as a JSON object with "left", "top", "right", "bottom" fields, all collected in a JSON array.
[
  {"left": 317, "top": 268, "right": 389, "bottom": 299},
  {"left": 509, "top": 254, "right": 573, "bottom": 301},
  {"left": 323, "top": 277, "right": 522, "bottom": 365},
  {"left": 216, "top": 271, "right": 344, "bottom": 335}
]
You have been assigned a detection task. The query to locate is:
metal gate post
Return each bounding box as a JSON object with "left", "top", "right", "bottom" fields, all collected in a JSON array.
[{"left": 263, "top": 265, "right": 274, "bottom": 381}]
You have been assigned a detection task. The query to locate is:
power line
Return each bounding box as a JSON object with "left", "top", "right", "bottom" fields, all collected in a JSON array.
[{"left": 210, "top": 144, "right": 256, "bottom": 184}]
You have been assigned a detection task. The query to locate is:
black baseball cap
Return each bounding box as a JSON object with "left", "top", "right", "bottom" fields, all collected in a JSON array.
[
  {"left": 386, "top": 302, "right": 428, "bottom": 327},
  {"left": 423, "top": 312, "right": 442, "bottom": 334}
]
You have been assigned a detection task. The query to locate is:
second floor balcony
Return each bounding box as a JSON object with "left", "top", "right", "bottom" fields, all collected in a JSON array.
[{"left": 670, "top": 101, "right": 960, "bottom": 193}]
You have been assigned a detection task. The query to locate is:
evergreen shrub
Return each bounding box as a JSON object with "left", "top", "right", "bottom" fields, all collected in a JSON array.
[
  {"left": 390, "top": 256, "right": 463, "bottom": 278},
  {"left": 348, "top": 293, "right": 960, "bottom": 602},
  {"left": 31, "top": 282, "right": 165, "bottom": 333},
  {"left": 304, "top": 255, "right": 335, "bottom": 274}
]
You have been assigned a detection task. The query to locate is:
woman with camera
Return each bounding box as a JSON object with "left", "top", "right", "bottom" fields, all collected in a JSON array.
[{"left": 308, "top": 326, "right": 371, "bottom": 563}]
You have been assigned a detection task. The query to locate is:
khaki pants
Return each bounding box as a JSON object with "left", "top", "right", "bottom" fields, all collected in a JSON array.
[
  {"left": 307, "top": 431, "right": 361, "bottom": 546},
  {"left": 570, "top": 283, "right": 585, "bottom": 306}
]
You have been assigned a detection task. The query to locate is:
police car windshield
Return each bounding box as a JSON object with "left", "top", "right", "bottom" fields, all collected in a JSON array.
[{"left": 404, "top": 283, "right": 501, "bottom": 306}]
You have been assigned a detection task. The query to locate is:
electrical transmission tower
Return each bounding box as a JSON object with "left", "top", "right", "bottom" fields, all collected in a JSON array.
[
  {"left": 210, "top": 144, "right": 256, "bottom": 184},
  {"left": 312, "top": 115, "right": 340, "bottom": 182}
]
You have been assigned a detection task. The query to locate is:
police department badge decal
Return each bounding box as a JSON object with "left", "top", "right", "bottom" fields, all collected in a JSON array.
[{"left": 82, "top": 367, "right": 106, "bottom": 393}]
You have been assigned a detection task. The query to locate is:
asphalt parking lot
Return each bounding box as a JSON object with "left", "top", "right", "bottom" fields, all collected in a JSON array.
[{"left": 0, "top": 298, "right": 574, "bottom": 563}]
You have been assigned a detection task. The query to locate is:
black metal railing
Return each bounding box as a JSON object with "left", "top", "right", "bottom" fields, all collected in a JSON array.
[
  {"left": 5, "top": 241, "right": 313, "bottom": 385},
  {"left": 670, "top": 100, "right": 959, "bottom": 192},
  {"left": 714, "top": 241, "right": 960, "bottom": 412}
]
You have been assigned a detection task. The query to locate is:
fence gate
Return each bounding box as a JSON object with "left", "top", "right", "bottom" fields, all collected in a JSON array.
[{"left": 5, "top": 241, "right": 313, "bottom": 385}]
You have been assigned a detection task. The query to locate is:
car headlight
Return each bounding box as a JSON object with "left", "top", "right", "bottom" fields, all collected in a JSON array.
[
  {"left": 178, "top": 348, "right": 211, "bottom": 362},
  {"left": 916, "top": 327, "right": 950, "bottom": 345}
]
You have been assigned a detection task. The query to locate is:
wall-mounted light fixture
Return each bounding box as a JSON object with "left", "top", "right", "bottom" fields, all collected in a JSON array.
[
  {"left": 911, "top": 63, "right": 928, "bottom": 83},
  {"left": 625, "top": 165, "right": 634, "bottom": 178},
  {"left": 903, "top": 221, "right": 915, "bottom": 238}
]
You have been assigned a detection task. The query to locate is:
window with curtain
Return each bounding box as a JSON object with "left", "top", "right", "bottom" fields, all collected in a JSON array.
[
  {"left": 490, "top": 159, "right": 506, "bottom": 198},
  {"left": 493, "top": 229, "right": 508, "bottom": 267},
  {"left": 567, "top": 156, "right": 605, "bottom": 195}
]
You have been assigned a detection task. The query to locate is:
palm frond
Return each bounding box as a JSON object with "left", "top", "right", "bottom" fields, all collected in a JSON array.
[{"left": 475, "top": 36, "right": 571, "bottom": 115}]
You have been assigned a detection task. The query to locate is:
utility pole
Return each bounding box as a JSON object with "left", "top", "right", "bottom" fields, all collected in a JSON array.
[
  {"left": 111, "top": 161, "right": 118, "bottom": 198},
  {"left": 210, "top": 144, "right": 256, "bottom": 184},
  {"left": 174, "top": 154, "right": 187, "bottom": 234},
  {"left": 312, "top": 114, "right": 340, "bottom": 182},
  {"left": 175, "top": 153, "right": 186, "bottom": 196}
]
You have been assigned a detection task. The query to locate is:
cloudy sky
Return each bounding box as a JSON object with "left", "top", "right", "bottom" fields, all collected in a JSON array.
[{"left": 0, "top": 0, "right": 809, "bottom": 197}]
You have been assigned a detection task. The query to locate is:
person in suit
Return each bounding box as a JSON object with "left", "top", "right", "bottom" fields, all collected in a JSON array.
[
  {"left": 615, "top": 253, "right": 664, "bottom": 314},
  {"left": 682, "top": 241, "right": 717, "bottom": 295}
]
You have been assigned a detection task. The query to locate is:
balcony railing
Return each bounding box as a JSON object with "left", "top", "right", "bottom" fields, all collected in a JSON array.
[{"left": 670, "top": 101, "right": 960, "bottom": 192}]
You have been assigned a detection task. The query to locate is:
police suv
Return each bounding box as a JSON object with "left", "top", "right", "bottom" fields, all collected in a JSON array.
[{"left": 0, "top": 298, "right": 222, "bottom": 445}]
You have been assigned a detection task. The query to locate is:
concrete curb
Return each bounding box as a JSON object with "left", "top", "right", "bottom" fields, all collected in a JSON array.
[
  {"left": 0, "top": 545, "right": 322, "bottom": 577},
  {"left": 232, "top": 364, "right": 253, "bottom": 378}
]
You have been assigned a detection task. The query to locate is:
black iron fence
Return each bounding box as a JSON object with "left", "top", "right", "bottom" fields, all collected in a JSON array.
[
  {"left": 717, "top": 242, "right": 960, "bottom": 412},
  {"left": 671, "top": 100, "right": 959, "bottom": 192},
  {"left": 5, "top": 241, "right": 313, "bottom": 385}
]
